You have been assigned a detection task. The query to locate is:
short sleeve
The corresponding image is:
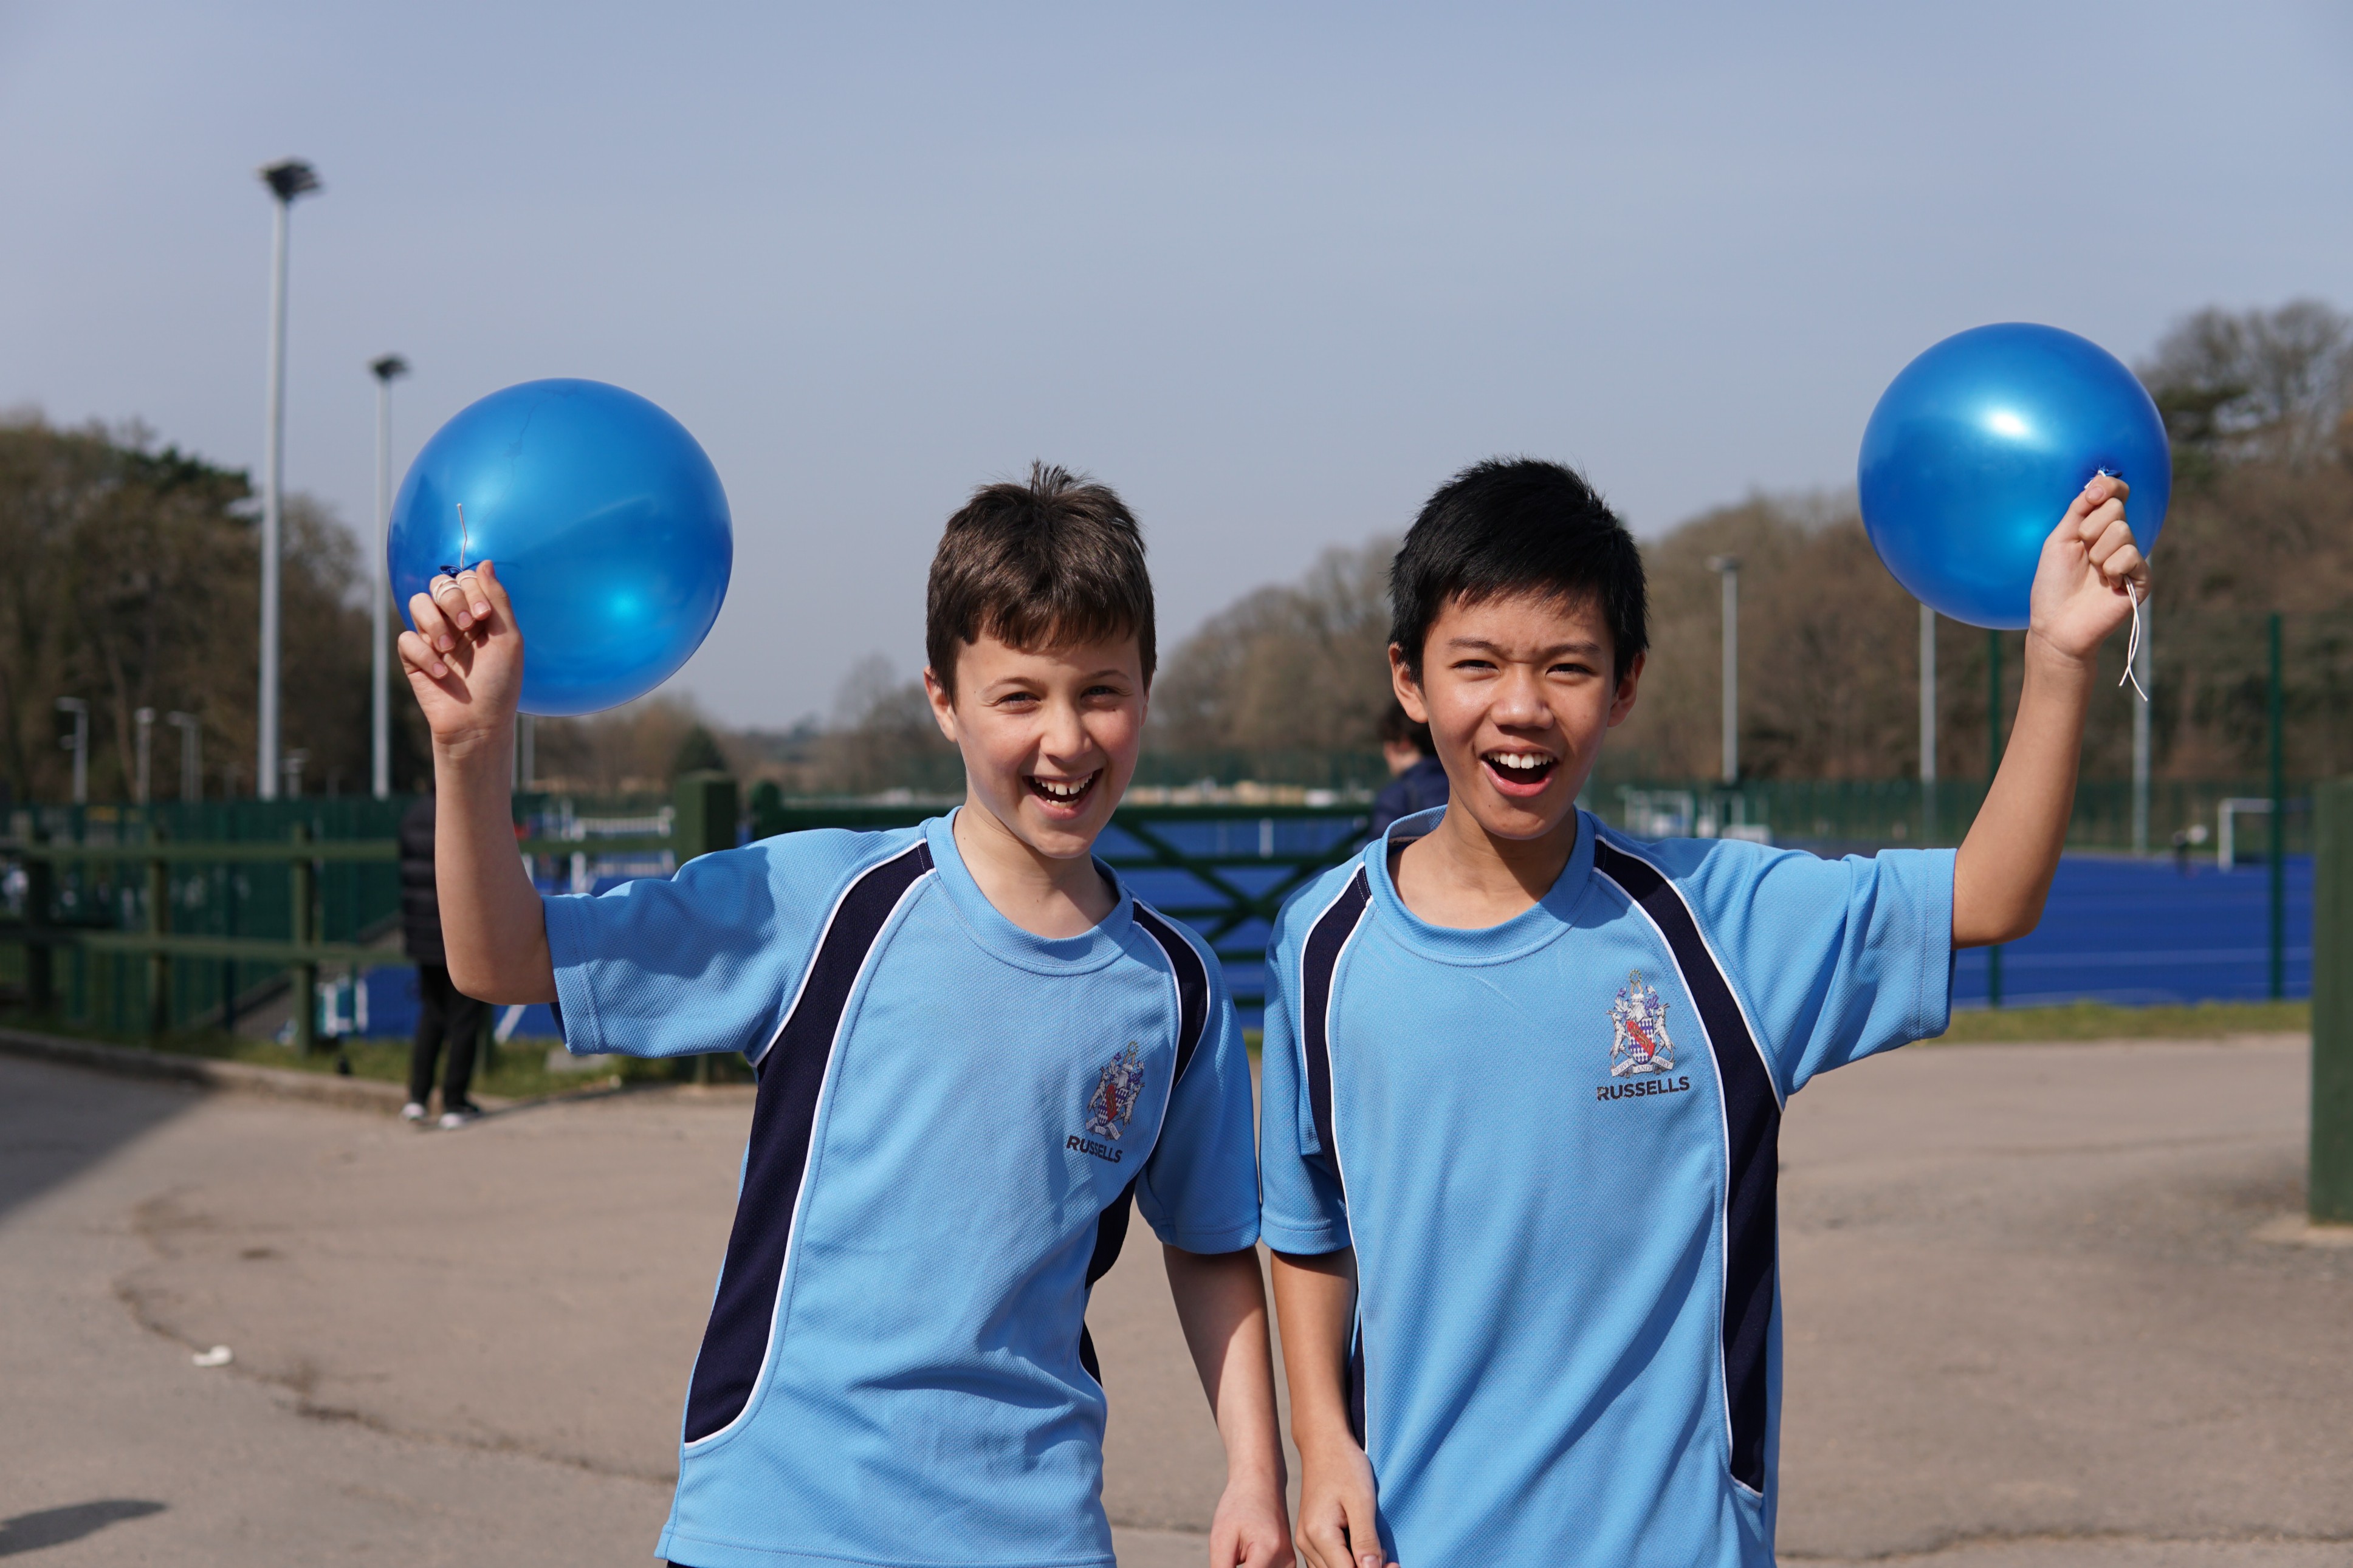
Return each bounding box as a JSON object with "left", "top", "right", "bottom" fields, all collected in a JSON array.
[
  {"left": 1679, "top": 841, "right": 1954, "bottom": 1096},
  {"left": 542, "top": 829, "right": 909, "bottom": 1061},
  {"left": 1136, "top": 943, "right": 1261, "bottom": 1255},
  {"left": 1256, "top": 888, "right": 1352, "bottom": 1255}
]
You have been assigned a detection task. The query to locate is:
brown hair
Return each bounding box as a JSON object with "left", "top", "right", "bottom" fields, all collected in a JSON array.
[{"left": 925, "top": 462, "right": 1156, "bottom": 699}]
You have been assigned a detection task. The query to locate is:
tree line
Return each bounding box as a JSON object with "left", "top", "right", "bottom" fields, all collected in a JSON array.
[
  {"left": 7, "top": 298, "right": 2347, "bottom": 806},
  {"left": 0, "top": 419, "right": 407, "bottom": 805}
]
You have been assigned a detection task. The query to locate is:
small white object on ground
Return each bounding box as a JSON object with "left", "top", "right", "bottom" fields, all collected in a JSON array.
[{"left": 193, "top": 1345, "right": 233, "bottom": 1368}]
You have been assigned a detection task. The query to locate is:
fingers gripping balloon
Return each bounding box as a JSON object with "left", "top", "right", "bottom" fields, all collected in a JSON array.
[
  {"left": 1858, "top": 323, "right": 2169, "bottom": 667},
  {"left": 389, "top": 379, "right": 733, "bottom": 716}
]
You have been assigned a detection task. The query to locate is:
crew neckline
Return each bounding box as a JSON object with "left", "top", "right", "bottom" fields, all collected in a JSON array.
[
  {"left": 1364, "top": 804, "right": 1599, "bottom": 964},
  {"left": 921, "top": 810, "right": 1135, "bottom": 974}
]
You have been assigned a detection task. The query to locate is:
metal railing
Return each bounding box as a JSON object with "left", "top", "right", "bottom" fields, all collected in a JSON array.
[{"left": 1, "top": 779, "right": 1373, "bottom": 1054}]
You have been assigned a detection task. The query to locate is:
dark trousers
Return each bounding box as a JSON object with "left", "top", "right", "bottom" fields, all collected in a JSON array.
[{"left": 408, "top": 964, "right": 489, "bottom": 1109}]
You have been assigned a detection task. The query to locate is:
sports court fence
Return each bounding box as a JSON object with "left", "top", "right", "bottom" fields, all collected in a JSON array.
[{"left": 0, "top": 772, "right": 2320, "bottom": 1055}]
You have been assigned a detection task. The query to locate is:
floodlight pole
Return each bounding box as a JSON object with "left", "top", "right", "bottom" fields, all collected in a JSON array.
[
  {"left": 57, "top": 697, "right": 88, "bottom": 806},
  {"left": 369, "top": 354, "right": 410, "bottom": 799},
  {"left": 256, "top": 158, "right": 321, "bottom": 802},
  {"left": 1708, "top": 556, "right": 1740, "bottom": 786},
  {"left": 1919, "top": 603, "right": 1937, "bottom": 843},
  {"left": 167, "top": 713, "right": 203, "bottom": 801}
]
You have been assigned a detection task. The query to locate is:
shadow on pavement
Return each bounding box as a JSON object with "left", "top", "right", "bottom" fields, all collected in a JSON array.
[
  {"left": 0, "top": 1499, "right": 167, "bottom": 1556},
  {"left": 0, "top": 1056, "right": 198, "bottom": 1226}
]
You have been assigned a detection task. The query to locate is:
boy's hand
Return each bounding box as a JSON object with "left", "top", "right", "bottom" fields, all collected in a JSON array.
[
  {"left": 2027, "top": 473, "right": 2151, "bottom": 668},
  {"left": 1294, "top": 1434, "right": 1395, "bottom": 1568},
  {"left": 1207, "top": 1472, "right": 1294, "bottom": 1568},
  {"left": 398, "top": 561, "right": 523, "bottom": 763}
]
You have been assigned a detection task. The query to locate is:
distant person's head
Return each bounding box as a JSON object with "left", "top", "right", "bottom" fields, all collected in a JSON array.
[
  {"left": 1378, "top": 700, "right": 1436, "bottom": 776},
  {"left": 924, "top": 462, "right": 1155, "bottom": 863},
  {"left": 1387, "top": 457, "right": 1647, "bottom": 846}
]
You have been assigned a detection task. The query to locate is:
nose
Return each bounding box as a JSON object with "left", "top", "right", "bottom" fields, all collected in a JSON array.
[
  {"left": 1492, "top": 663, "right": 1548, "bottom": 727},
  {"left": 1040, "top": 693, "right": 1090, "bottom": 763}
]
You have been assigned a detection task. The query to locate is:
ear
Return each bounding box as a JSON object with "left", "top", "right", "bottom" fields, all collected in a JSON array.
[
  {"left": 1388, "top": 643, "right": 1431, "bottom": 725},
  {"left": 922, "top": 667, "right": 960, "bottom": 744},
  {"left": 1605, "top": 652, "right": 1646, "bottom": 728}
]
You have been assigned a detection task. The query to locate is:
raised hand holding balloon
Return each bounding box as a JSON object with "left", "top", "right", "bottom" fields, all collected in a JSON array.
[
  {"left": 390, "top": 379, "right": 733, "bottom": 716},
  {"left": 1858, "top": 323, "right": 2166, "bottom": 696}
]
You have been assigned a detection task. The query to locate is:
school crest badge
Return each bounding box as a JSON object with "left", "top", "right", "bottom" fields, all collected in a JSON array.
[
  {"left": 1085, "top": 1043, "right": 1146, "bottom": 1140},
  {"left": 1609, "top": 970, "right": 1675, "bottom": 1077}
]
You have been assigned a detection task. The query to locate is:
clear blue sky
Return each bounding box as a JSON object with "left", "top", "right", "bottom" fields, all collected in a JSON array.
[{"left": 4, "top": 3, "right": 2347, "bottom": 727}]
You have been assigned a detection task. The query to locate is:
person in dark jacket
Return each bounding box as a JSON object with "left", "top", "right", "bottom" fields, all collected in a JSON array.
[
  {"left": 400, "top": 794, "right": 490, "bottom": 1128},
  {"left": 1369, "top": 699, "right": 1449, "bottom": 840}
]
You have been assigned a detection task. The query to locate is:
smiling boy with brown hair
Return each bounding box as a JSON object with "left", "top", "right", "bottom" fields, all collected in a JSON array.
[
  {"left": 400, "top": 462, "right": 1290, "bottom": 1568},
  {"left": 1259, "top": 457, "right": 2149, "bottom": 1568}
]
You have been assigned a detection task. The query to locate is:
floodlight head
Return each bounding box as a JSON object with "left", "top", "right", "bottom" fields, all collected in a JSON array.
[
  {"left": 259, "top": 158, "right": 321, "bottom": 202},
  {"left": 1706, "top": 555, "right": 1742, "bottom": 574},
  {"left": 370, "top": 354, "right": 410, "bottom": 383}
]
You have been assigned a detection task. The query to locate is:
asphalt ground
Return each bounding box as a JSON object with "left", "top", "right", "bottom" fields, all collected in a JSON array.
[{"left": 2, "top": 1035, "right": 2346, "bottom": 1566}]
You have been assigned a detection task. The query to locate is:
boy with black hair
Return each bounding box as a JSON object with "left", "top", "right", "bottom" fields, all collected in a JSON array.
[
  {"left": 1367, "top": 702, "right": 1446, "bottom": 840},
  {"left": 400, "top": 463, "right": 1291, "bottom": 1568},
  {"left": 1259, "top": 457, "right": 2149, "bottom": 1567}
]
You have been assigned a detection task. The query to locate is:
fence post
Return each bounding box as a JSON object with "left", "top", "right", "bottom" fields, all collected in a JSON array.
[
  {"left": 146, "top": 839, "right": 170, "bottom": 1039},
  {"left": 291, "top": 823, "right": 317, "bottom": 1056},
  {"left": 674, "top": 772, "right": 740, "bottom": 863},
  {"left": 2309, "top": 781, "right": 2353, "bottom": 1225},
  {"left": 26, "top": 824, "right": 54, "bottom": 1014},
  {"left": 673, "top": 772, "right": 738, "bottom": 1083},
  {"left": 2270, "top": 612, "right": 2286, "bottom": 1001}
]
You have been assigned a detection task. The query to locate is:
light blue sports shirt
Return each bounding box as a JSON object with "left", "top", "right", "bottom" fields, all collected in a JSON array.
[
  {"left": 1259, "top": 807, "right": 1953, "bottom": 1567},
  {"left": 545, "top": 812, "right": 1260, "bottom": 1568}
]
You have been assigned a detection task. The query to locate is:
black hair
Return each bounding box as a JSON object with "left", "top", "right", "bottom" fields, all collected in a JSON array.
[
  {"left": 1377, "top": 699, "right": 1436, "bottom": 757},
  {"left": 1388, "top": 457, "right": 1647, "bottom": 680}
]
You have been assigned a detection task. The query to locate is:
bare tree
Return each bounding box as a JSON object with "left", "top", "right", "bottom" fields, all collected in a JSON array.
[{"left": 2142, "top": 300, "right": 2353, "bottom": 470}]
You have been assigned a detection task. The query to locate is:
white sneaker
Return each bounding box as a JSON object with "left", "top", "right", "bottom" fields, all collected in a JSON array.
[
  {"left": 438, "top": 1102, "right": 484, "bottom": 1130},
  {"left": 402, "top": 1101, "right": 428, "bottom": 1123}
]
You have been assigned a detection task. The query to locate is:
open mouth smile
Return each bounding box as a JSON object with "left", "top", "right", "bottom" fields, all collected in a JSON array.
[
  {"left": 1481, "top": 750, "right": 1559, "bottom": 796},
  {"left": 1025, "top": 771, "right": 1102, "bottom": 812}
]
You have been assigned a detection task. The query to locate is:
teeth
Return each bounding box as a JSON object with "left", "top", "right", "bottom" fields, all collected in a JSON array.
[
  {"left": 1489, "top": 753, "right": 1550, "bottom": 772},
  {"left": 1034, "top": 776, "right": 1091, "bottom": 798}
]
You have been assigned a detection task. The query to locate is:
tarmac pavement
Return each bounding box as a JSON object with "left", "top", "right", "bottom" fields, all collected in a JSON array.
[{"left": 2, "top": 1035, "right": 2345, "bottom": 1566}]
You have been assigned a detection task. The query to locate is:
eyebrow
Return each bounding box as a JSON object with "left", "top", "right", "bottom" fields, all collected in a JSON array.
[
  {"left": 985, "top": 667, "right": 1133, "bottom": 690},
  {"left": 1444, "top": 637, "right": 1607, "bottom": 658}
]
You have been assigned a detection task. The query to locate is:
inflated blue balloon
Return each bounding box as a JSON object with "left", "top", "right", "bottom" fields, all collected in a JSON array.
[
  {"left": 390, "top": 379, "right": 732, "bottom": 716},
  {"left": 1858, "top": 323, "right": 2168, "bottom": 630}
]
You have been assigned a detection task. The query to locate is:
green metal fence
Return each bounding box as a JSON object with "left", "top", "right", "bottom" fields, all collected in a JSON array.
[{"left": 4, "top": 772, "right": 2320, "bottom": 1053}]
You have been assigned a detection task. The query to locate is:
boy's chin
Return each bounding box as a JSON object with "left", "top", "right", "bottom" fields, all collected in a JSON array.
[{"left": 1457, "top": 780, "right": 1579, "bottom": 843}]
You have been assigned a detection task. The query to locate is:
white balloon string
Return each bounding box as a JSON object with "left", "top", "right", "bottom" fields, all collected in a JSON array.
[
  {"left": 2120, "top": 580, "right": 2149, "bottom": 704},
  {"left": 456, "top": 503, "right": 470, "bottom": 574}
]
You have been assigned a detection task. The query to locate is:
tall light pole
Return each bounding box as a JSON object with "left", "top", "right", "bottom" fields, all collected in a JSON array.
[
  {"left": 2131, "top": 601, "right": 2152, "bottom": 854},
  {"left": 56, "top": 697, "right": 88, "bottom": 806},
  {"left": 256, "top": 157, "right": 321, "bottom": 801},
  {"left": 369, "top": 354, "right": 410, "bottom": 799},
  {"left": 1920, "top": 603, "right": 1937, "bottom": 843},
  {"left": 168, "top": 713, "right": 203, "bottom": 801},
  {"left": 1707, "top": 556, "right": 1740, "bottom": 785}
]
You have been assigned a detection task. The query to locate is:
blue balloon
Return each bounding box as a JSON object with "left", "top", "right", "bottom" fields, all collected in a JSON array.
[
  {"left": 390, "top": 379, "right": 732, "bottom": 716},
  {"left": 1858, "top": 323, "right": 2169, "bottom": 630}
]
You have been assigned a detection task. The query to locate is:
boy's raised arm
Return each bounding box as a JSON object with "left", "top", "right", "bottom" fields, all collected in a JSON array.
[
  {"left": 1953, "top": 474, "right": 2151, "bottom": 948},
  {"left": 399, "top": 561, "right": 557, "bottom": 1004},
  {"left": 1269, "top": 1249, "right": 1396, "bottom": 1568}
]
